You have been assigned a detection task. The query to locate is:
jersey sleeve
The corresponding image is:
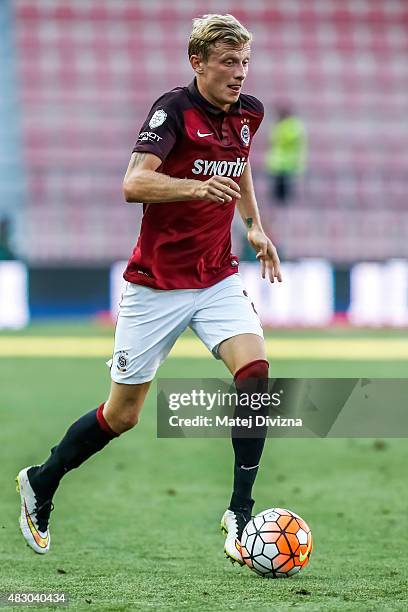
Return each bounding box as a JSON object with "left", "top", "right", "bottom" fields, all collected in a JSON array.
[{"left": 132, "top": 93, "right": 181, "bottom": 162}]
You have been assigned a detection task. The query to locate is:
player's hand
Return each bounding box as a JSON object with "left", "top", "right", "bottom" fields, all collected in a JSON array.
[
  {"left": 248, "top": 229, "right": 282, "bottom": 283},
  {"left": 195, "top": 176, "right": 241, "bottom": 204}
]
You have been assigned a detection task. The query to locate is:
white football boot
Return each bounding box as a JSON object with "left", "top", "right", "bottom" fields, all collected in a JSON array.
[
  {"left": 16, "top": 467, "right": 53, "bottom": 554},
  {"left": 221, "top": 508, "right": 251, "bottom": 565}
]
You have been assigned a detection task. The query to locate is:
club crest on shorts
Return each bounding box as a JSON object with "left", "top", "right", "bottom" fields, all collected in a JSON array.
[
  {"left": 116, "top": 350, "right": 129, "bottom": 373},
  {"left": 149, "top": 109, "right": 167, "bottom": 129},
  {"left": 240, "top": 124, "right": 250, "bottom": 146}
]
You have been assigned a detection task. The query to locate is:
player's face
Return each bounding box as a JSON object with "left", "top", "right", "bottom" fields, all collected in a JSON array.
[{"left": 196, "top": 42, "right": 251, "bottom": 111}]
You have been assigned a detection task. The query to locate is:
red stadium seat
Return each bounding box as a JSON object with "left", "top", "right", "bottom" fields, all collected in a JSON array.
[{"left": 12, "top": 0, "right": 408, "bottom": 261}]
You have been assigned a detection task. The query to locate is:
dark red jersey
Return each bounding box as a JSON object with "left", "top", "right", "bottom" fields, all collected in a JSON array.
[{"left": 123, "top": 78, "right": 263, "bottom": 289}]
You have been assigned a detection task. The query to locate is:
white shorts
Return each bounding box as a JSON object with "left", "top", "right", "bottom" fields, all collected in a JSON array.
[{"left": 110, "top": 273, "right": 263, "bottom": 384}]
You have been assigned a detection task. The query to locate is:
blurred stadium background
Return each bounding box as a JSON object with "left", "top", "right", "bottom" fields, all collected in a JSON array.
[{"left": 1, "top": 0, "right": 408, "bottom": 328}]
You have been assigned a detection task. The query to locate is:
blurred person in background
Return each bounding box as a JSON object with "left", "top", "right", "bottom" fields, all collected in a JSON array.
[
  {"left": 265, "top": 103, "right": 307, "bottom": 205},
  {"left": 0, "top": 217, "right": 16, "bottom": 260}
]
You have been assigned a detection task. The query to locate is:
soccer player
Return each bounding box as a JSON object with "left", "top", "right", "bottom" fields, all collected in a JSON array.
[{"left": 17, "top": 14, "right": 281, "bottom": 565}]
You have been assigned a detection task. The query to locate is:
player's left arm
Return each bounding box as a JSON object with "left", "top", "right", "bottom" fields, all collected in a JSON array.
[{"left": 236, "top": 161, "right": 282, "bottom": 283}]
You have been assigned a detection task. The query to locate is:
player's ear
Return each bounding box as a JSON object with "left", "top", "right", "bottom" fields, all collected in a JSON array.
[{"left": 190, "top": 54, "right": 204, "bottom": 74}]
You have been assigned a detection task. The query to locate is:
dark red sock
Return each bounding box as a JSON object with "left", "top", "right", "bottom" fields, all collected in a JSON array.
[
  {"left": 230, "top": 360, "right": 269, "bottom": 511},
  {"left": 96, "top": 403, "right": 118, "bottom": 436}
]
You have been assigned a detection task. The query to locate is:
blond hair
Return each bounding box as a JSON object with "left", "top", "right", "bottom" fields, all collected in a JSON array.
[{"left": 188, "top": 14, "right": 252, "bottom": 61}]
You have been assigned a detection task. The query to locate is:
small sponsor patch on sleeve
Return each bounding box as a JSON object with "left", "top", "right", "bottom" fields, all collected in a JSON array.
[{"left": 137, "top": 131, "right": 163, "bottom": 143}]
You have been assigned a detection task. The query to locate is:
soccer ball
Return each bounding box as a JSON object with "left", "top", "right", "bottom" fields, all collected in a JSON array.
[{"left": 240, "top": 508, "right": 313, "bottom": 578}]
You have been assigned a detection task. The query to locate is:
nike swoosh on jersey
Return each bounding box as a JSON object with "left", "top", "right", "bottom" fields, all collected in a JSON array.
[
  {"left": 298, "top": 537, "right": 311, "bottom": 563},
  {"left": 197, "top": 130, "right": 214, "bottom": 137},
  {"left": 24, "top": 501, "right": 49, "bottom": 548}
]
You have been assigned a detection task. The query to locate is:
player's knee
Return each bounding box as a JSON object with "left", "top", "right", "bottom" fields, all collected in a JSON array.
[
  {"left": 104, "top": 398, "right": 140, "bottom": 433},
  {"left": 110, "top": 409, "right": 139, "bottom": 433},
  {"left": 117, "top": 397, "right": 140, "bottom": 430},
  {"left": 233, "top": 359, "right": 270, "bottom": 421},
  {"left": 117, "top": 411, "right": 139, "bottom": 432}
]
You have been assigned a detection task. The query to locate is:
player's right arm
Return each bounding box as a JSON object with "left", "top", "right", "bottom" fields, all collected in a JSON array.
[{"left": 123, "top": 152, "right": 240, "bottom": 204}]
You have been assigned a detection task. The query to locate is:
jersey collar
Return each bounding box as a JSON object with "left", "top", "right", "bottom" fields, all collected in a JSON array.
[{"left": 187, "top": 78, "right": 242, "bottom": 116}]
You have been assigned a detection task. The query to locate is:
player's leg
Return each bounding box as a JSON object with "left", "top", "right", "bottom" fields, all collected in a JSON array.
[
  {"left": 17, "top": 282, "right": 194, "bottom": 554},
  {"left": 26, "top": 380, "right": 150, "bottom": 498},
  {"left": 104, "top": 379, "right": 151, "bottom": 432},
  {"left": 17, "top": 380, "right": 150, "bottom": 555},
  {"left": 218, "top": 333, "right": 269, "bottom": 564},
  {"left": 190, "top": 274, "right": 268, "bottom": 564},
  {"left": 218, "top": 333, "right": 268, "bottom": 508}
]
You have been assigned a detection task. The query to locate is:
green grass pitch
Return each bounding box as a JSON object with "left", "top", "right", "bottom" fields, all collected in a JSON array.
[{"left": 0, "top": 324, "right": 407, "bottom": 611}]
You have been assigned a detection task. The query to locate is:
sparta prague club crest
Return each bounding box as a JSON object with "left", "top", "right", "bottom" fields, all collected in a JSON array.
[
  {"left": 116, "top": 350, "right": 129, "bottom": 373},
  {"left": 240, "top": 123, "right": 250, "bottom": 146}
]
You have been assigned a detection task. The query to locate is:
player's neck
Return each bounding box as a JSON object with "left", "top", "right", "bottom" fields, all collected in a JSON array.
[{"left": 195, "top": 79, "right": 231, "bottom": 113}]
